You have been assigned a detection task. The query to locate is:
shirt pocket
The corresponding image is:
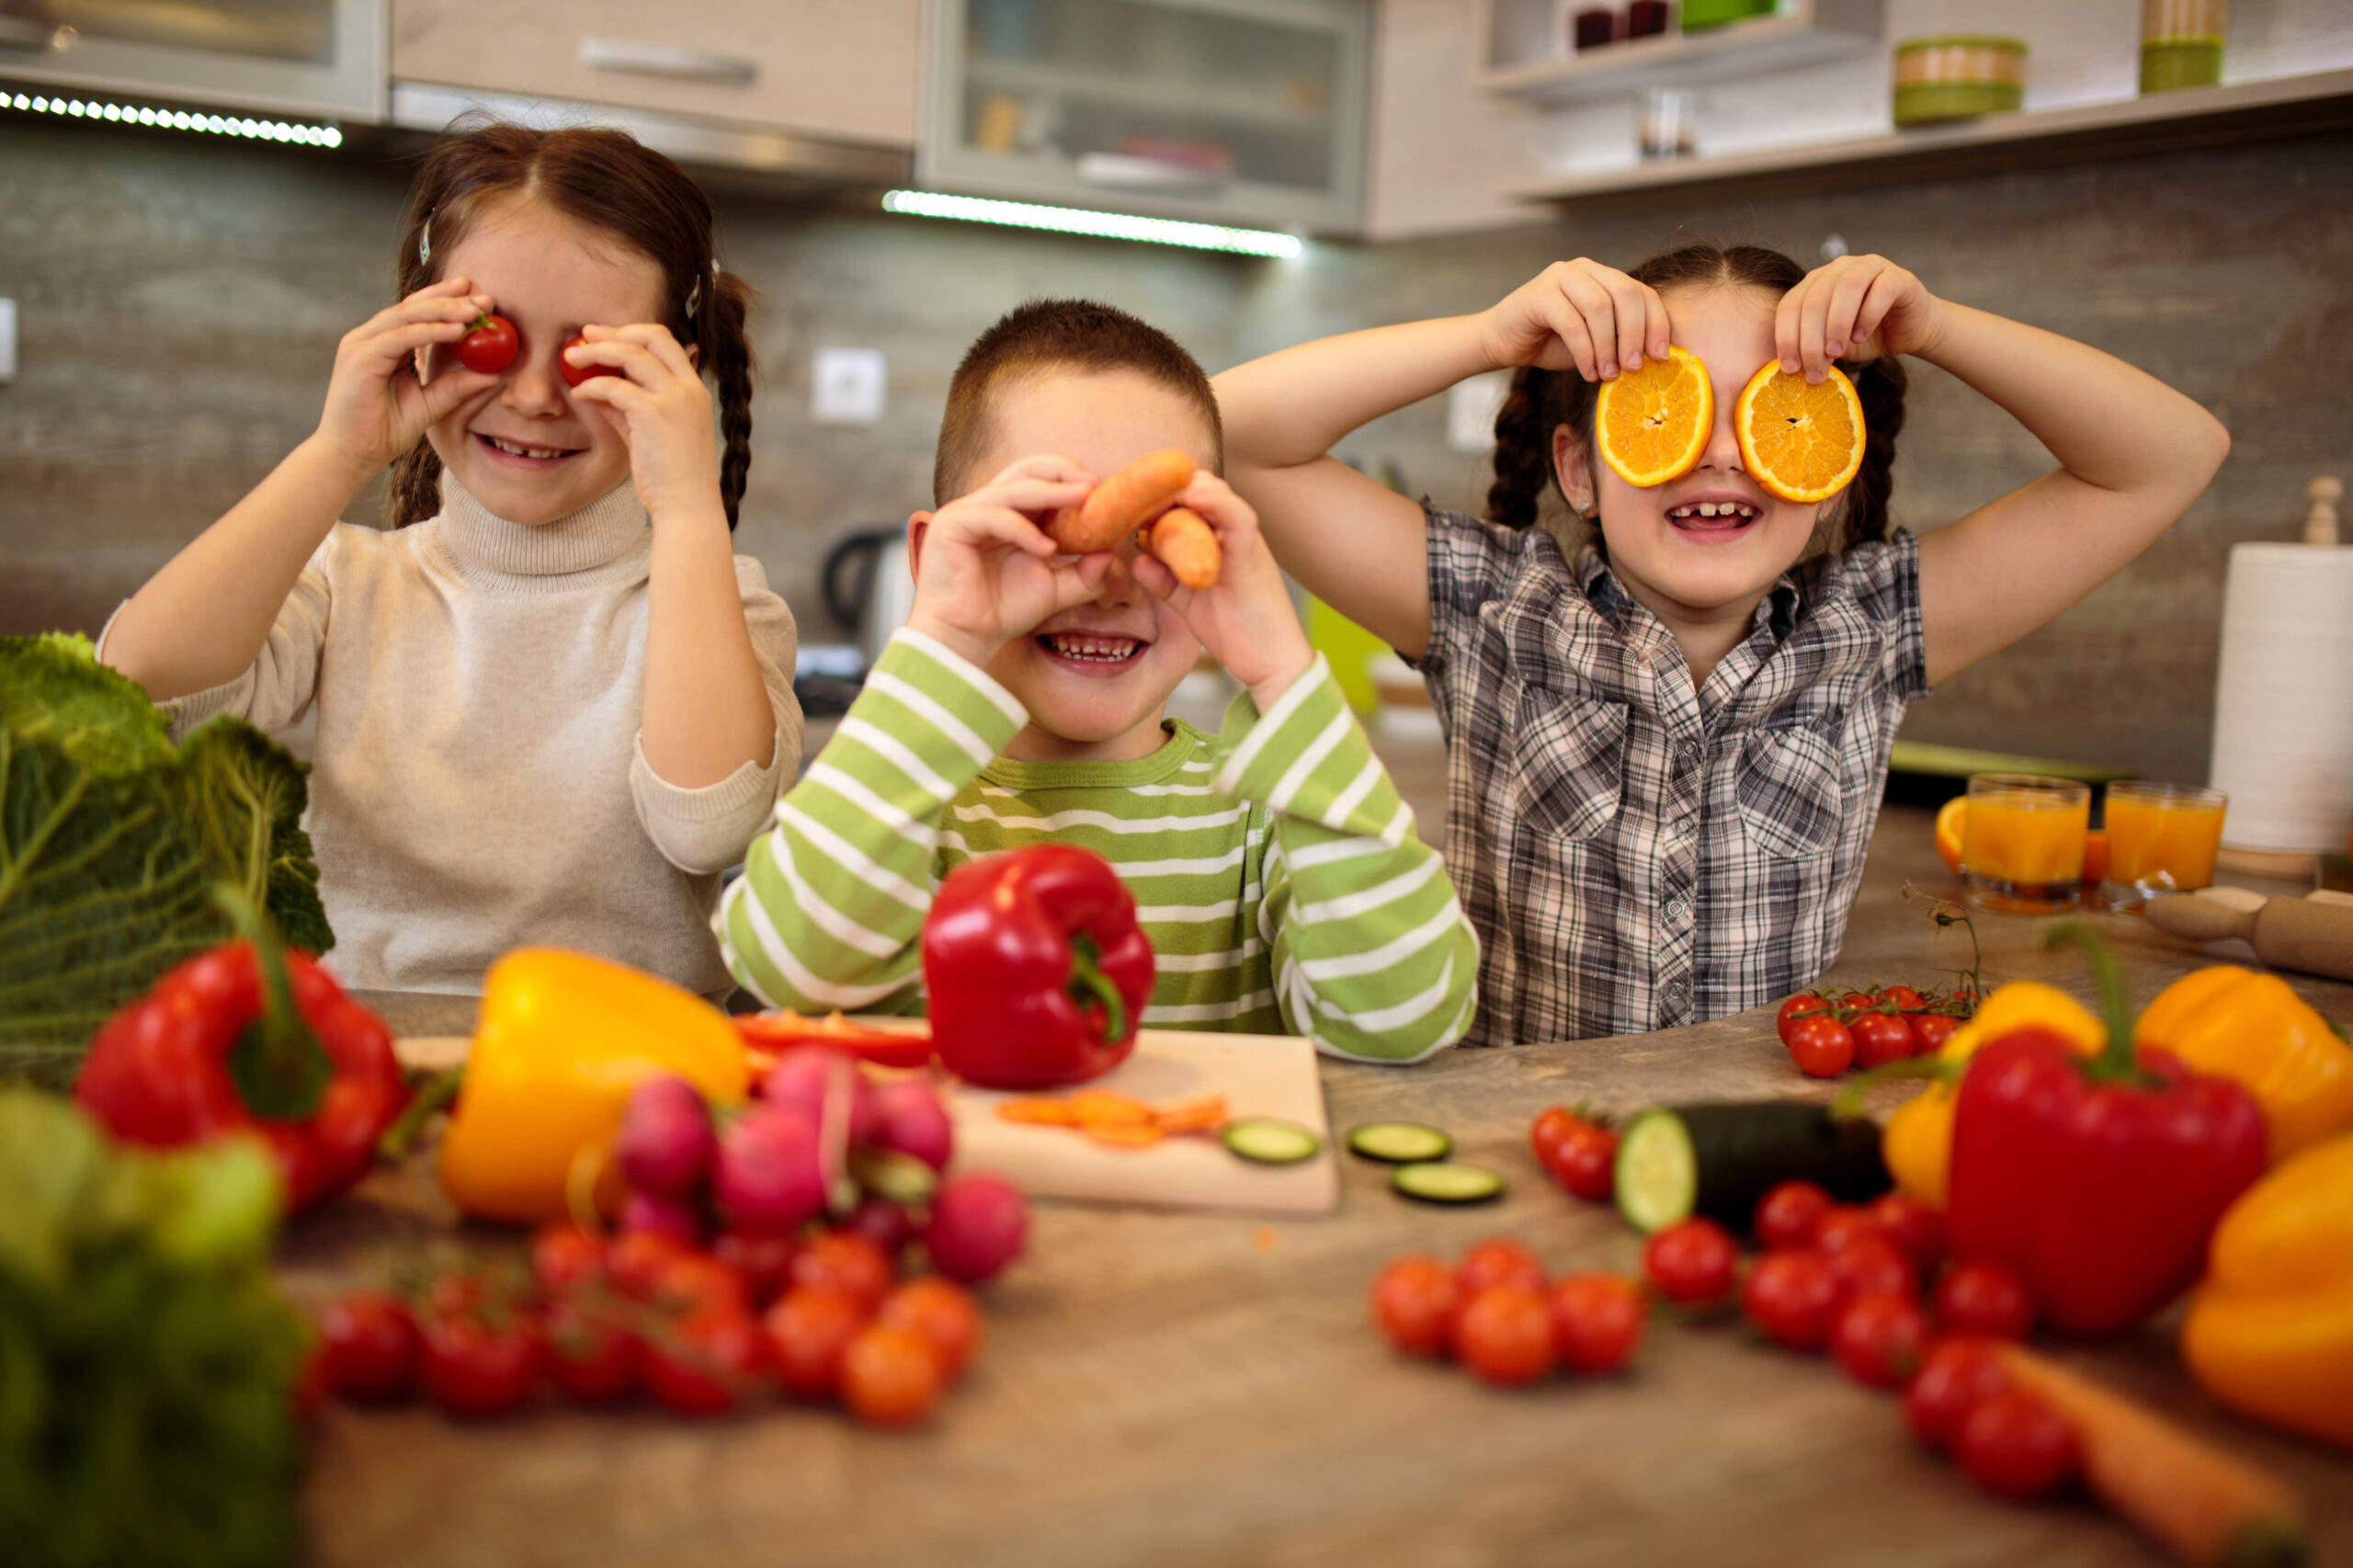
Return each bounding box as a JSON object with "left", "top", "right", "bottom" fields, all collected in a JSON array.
[
  {"left": 1506, "top": 690, "right": 1628, "bottom": 844},
  {"left": 1734, "top": 723, "right": 1844, "bottom": 859}
]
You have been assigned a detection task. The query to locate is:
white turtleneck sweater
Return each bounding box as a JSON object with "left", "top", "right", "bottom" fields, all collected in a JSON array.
[{"left": 102, "top": 479, "right": 803, "bottom": 997}]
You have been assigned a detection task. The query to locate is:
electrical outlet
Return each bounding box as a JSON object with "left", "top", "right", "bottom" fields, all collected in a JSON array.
[
  {"left": 813, "top": 347, "right": 885, "bottom": 426},
  {"left": 0, "top": 299, "right": 17, "bottom": 383},
  {"left": 1447, "top": 370, "right": 1509, "bottom": 453}
]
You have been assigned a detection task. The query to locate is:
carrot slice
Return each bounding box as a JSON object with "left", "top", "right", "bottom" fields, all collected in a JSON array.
[
  {"left": 997, "top": 1099, "right": 1080, "bottom": 1127},
  {"left": 1083, "top": 1123, "right": 1165, "bottom": 1149},
  {"left": 1153, "top": 1095, "right": 1230, "bottom": 1133},
  {"left": 1067, "top": 1089, "right": 1156, "bottom": 1128}
]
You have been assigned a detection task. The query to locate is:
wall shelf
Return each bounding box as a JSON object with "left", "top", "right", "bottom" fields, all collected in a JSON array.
[
  {"left": 1478, "top": 0, "right": 1884, "bottom": 103},
  {"left": 1506, "top": 65, "right": 2353, "bottom": 210}
]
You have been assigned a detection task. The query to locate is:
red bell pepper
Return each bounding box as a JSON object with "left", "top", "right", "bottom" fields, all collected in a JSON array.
[
  {"left": 922, "top": 845, "right": 1154, "bottom": 1089},
  {"left": 1947, "top": 926, "right": 2266, "bottom": 1339},
  {"left": 733, "top": 1010, "right": 935, "bottom": 1071},
  {"left": 74, "top": 889, "right": 409, "bottom": 1212}
]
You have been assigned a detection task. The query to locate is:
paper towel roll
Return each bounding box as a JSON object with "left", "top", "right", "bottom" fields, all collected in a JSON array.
[{"left": 2209, "top": 542, "right": 2353, "bottom": 851}]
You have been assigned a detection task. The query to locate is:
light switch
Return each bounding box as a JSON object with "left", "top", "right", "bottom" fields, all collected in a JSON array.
[
  {"left": 813, "top": 347, "right": 885, "bottom": 426},
  {"left": 1447, "top": 369, "right": 1509, "bottom": 453},
  {"left": 0, "top": 299, "right": 16, "bottom": 383}
]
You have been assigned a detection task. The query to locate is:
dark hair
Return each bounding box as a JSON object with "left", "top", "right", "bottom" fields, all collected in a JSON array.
[
  {"left": 387, "top": 115, "right": 756, "bottom": 528},
  {"left": 1483, "top": 244, "right": 1906, "bottom": 553},
  {"left": 935, "top": 298, "right": 1222, "bottom": 506}
]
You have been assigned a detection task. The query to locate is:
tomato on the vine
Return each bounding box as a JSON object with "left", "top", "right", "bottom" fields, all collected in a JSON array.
[
  {"left": 1910, "top": 1013, "right": 1961, "bottom": 1056},
  {"left": 1371, "top": 1256, "right": 1462, "bottom": 1358},
  {"left": 1456, "top": 1238, "right": 1547, "bottom": 1301},
  {"left": 317, "top": 1293, "right": 422, "bottom": 1403},
  {"left": 1455, "top": 1287, "right": 1554, "bottom": 1388},
  {"left": 642, "top": 1309, "right": 769, "bottom": 1416},
  {"left": 543, "top": 1300, "right": 640, "bottom": 1404},
  {"left": 1784, "top": 1015, "right": 1856, "bottom": 1078},
  {"left": 454, "top": 312, "right": 518, "bottom": 375},
  {"left": 1531, "top": 1108, "right": 1618, "bottom": 1201},
  {"left": 1643, "top": 1218, "right": 1738, "bottom": 1307},
  {"left": 1851, "top": 1011, "right": 1915, "bottom": 1070},
  {"left": 1742, "top": 1250, "right": 1840, "bottom": 1352},
  {"left": 1776, "top": 993, "right": 1833, "bottom": 1045},
  {"left": 1754, "top": 1180, "right": 1833, "bottom": 1253},
  {"left": 1839, "top": 992, "right": 1878, "bottom": 1013},
  {"left": 1832, "top": 1292, "right": 1932, "bottom": 1389},
  {"left": 1904, "top": 1336, "right": 2011, "bottom": 1452},
  {"left": 1877, "top": 984, "right": 1928, "bottom": 1013},
  {"left": 1958, "top": 1387, "right": 2079, "bottom": 1500},
  {"left": 529, "top": 1222, "right": 606, "bottom": 1299},
  {"left": 1548, "top": 1274, "right": 1646, "bottom": 1374},
  {"left": 1934, "top": 1260, "right": 2036, "bottom": 1342},
  {"left": 421, "top": 1306, "right": 542, "bottom": 1420}
]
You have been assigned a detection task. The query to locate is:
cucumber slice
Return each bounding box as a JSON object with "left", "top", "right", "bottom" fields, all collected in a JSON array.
[
  {"left": 1614, "top": 1101, "right": 1890, "bottom": 1235},
  {"left": 1222, "top": 1119, "right": 1323, "bottom": 1165},
  {"left": 1347, "top": 1122, "right": 1454, "bottom": 1164},
  {"left": 1390, "top": 1161, "right": 1506, "bottom": 1205}
]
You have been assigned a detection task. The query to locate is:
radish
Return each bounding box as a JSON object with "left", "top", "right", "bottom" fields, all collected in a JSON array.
[
  {"left": 923, "top": 1173, "right": 1028, "bottom": 1285},
  {"left": 870, "top": 1080, "right": 953, "bottom": 1172},
  {"left": 761, "top": 1049, "right": 877, "bottom": 1144},
  {"left": 620, "top": 1187, "right": 705, "bottom": 1246},
  {"left": 716, "top": 1104, "right": 826, "bottom": 1236},
  {"left": 616, "top": 1074, "right": 713, "bottom": 1199},
  {"left": 845, "top": 1196, "right": 915, "bottom": 1257}
]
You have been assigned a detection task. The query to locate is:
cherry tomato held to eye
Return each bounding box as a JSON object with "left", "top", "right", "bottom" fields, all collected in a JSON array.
[
  {"left": 1784, "top": 1015, "right": 1856, "bottom": 1078},
  {"left": 559, "top": 333, "right": 621, "bottom": 390},
  {"left": 1643, "top": 1218, "right": 1739, "bottom": 1308},
  {"left": 1754, "top": 1180, "right": 1834, "bottom": 1253},
  {"left": 454, "top": 311, "right": 518, "bottom": 375},
  {"left": 1850, "top": 1011, "right": 1915, "bottom": 1071},
  {"left": 1958, "top": 1386, "right": 2080, "bottom": 1501},
  {"left": 1548, "top": 1273, "right": 1647, "bottom": 1375},
  {"left": 1371, "top": 1256, "right": 1463, "bottom": 1358},
  {"left": 1934, "top": 1260, "right": 2037, "bottom": 1342}
]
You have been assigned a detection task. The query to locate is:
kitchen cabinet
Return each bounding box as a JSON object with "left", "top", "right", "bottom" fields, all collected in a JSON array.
[
  {"left": 1477, "top": 0, "right": 1884, "bottom": 101},
  {"left": 919, "top": 0, "right": 1370, "bottom": 233},
  {"left": 389, "top": 0, "right": 921, "bottom": 150}
]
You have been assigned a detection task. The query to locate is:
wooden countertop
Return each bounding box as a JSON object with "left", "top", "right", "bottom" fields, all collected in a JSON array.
[{"left": 298, "top": 806, "right": 2353, "bottom": 1568}]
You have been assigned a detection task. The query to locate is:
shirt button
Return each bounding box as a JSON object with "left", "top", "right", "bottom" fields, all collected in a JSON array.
[
  {"left": 1680, "top": 740, "right": 1703, "bottom": 764},
  {"left": 1662, "top": 896, "right": 1686, "bottom": 921}
]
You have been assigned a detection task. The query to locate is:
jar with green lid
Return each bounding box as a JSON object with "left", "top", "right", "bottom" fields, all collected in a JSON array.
[
  {"left": 1892, "top": 36, "right": 2028, "bottom": 127},
  {"left": 1681, "top": 0, "right": 1778, "bottom": 31},
  {"left": 2142, "top": 0, "right": 2226, "bottom": 94}
]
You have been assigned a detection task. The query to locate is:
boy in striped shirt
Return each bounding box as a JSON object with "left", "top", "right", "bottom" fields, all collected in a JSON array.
[{"left": 715, "top": 300, "right": 1475, "bottom": 1062}]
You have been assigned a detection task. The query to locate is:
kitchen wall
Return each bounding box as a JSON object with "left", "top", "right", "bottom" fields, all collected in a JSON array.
[{"left": 3, "top": 112, "right": 2347, "bottom": 784}]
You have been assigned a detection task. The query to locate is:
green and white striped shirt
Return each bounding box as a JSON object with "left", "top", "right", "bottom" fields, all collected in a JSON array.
[{"left": 716, "top": 628, "right": 1477, "bottom": 1063}]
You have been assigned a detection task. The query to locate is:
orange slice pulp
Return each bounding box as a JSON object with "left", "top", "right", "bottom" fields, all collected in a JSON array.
[
  {"left": 1594, "top": 345, "right": 1712, "bottom": 489},
  {"left": 1734, "top": 362, "right": 1866, "bottom": 504}
]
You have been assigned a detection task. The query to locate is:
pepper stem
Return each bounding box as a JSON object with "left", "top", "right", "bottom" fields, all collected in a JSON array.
[
  {"left": 2043, "top": 922, "right": 2154, "bottom": 1085},
  {"left": 376, "top": 1069, "right": 461, "bottom": 1163},
  {"left": 218, "top": 883, "right": 331, "bottom": 1120},
  {"left": 1067, "top": 935, "right": 1128, "bottom": 1044},
  {"left": 1830, "top": 1056, "right": 1957, "bottom": 1121}
]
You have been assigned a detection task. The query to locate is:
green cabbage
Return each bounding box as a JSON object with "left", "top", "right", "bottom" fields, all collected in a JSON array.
[{"left": 0, "top": 635, "right": 331, "bottom": 1086}]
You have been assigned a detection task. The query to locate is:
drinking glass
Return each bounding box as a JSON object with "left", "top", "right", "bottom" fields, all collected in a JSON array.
[
  {"left": 1962, "top": 774, "right": 2089, "bottom": 912},
  {"left": 2101, "top": 780, "right": 2228, "bottom": 910}
]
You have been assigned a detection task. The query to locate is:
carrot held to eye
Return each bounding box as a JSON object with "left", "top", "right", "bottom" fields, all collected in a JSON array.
[
  {"left": 1142, "top": 507, "right": 1221, "bottom": 590},
  {"left": 1050, "top": 449, "right": 1195, "bottom": 553}
]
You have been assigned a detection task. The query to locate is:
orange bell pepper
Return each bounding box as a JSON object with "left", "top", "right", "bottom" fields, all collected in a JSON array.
[
  {"left": 2133, "top": 967, "right": 2353, "bottom": 1162},
  {"left": 437, "top": 949, "right": 748, "bottom": 1223}
]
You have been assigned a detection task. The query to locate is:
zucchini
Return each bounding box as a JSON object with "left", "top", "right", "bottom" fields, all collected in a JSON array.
[
  {"left": 1613, "top": 1101, "right": 1888, "bottom": 1235},
  {"left": 1222, "top": 1119, "right": 1323, "bottom": 1165},
  {"left": 1346, "top": 1122, "right": 1454, "bottom": 1164},
  {"left": 1391, "top": 1162, "right": 1506, "bottom": 1205}
]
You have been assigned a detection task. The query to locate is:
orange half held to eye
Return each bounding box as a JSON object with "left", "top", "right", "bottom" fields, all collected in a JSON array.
[
  {"left": 1593, "top": 345, "right": 1713, "bottom": 489},
  {"left": 1735, "top": 363, "right": 1867, "bottom": 505}
]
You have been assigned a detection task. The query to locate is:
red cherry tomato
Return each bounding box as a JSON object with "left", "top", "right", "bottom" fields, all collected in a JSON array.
[
  {"left": 1824, "top": 1235, "right": 1917, "bottom": 1309},
  {"left": 1784, "top": 1016, "right": 1855, "bottom": 1077},
  {"left": 454, "top": 312, "right": 518, "bottom": 375},
  {"left": 1548, "top": 1273, "right": 1646, "bottom": 1374},
  {"left": 1810, "top": 1206, "right": 1888, "bottom": 1256},
  {"left": 421, "top": 1307, "right": 542, "bottom": 1420},
  {"left": 651, "top": 1253, "right": 751, "bottom": 1323},
  {"left": 1850, "top": 1011, "right": 1915, "bottom": 1070},
  {"left": 1904, "top": 1336, "right": 2012, "bottom": 1452},
  {"left": 1456, "top": 1238, "right": 1547, "bottom": 1301},
  {"left": 529, "top": 1222, "right": 607, "bottom": 1299},
  {"left": 606, "top": 1230, "right": 694, "bottom": 1300},
  {"left": 1643, "top": 1218, "right": 1739, "bottom": 1307},
  {"left": 1910, "top": 1012, "right": 1960, "bottom": 1056},
  {"left": 1867, "top": 1193, "right": 1948, "bottom": 1277},
  {"left": 712, "top": 1230, "right": 800, "bottom": 1310},
  {"left": 839, "top": 1324, "right": 944, "bottom": 1427},
  {"left": 317, "top": 1293, "right": 422, "bottom": 1403},
  {"left": 642, "top": 1309, "right": 769, "bottom": 1416},
  {"left": 1454, "top": 1287, "right": 1555, "bottom": 1388},
  {"left": 1832, "top": 1292, "right": 1933, "bottom": 1389},
  {"left": 790, "top": 1231, "right": 896, "bottom": 1314},
  {"left": 1754, "top": 1180, "right": 1834, "bottom": 1253},
  {"left": 1776, "top": 993, "right": 1833, "bottom": 1045},
  {"left": 877, "top": 1278, "right": 983, "bottom": 1384},
  {"left": 1934, "top": 1260, "right": 2037, "bottom": 1342},
  {"left": 1958, "top": 1387, "right": 2080, "bottom": 1500},
  {"left": 765, "top": 1286, "right": 869, "bottom": 1400},
  {"left": 1370, "top": 1256, "right": 1463, "bottom": 1358},
  {"left": 1839, "top": 991, "right": 1877, "bottom": 1012},
  {"left": 1877, "top": 984, "right": 1928, "bottom": 1013},
  {"left": 1741, "top": 1250, "right": 1840, "bottom": 1352},
  {"left": 542, "top": 1300, "right": 640, "bottom": 1404},
  {"left": 559, "top": 333, "right": 620, "bottom": 390}
]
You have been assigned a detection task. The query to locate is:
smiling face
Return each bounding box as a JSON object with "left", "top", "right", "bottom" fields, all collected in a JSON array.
[
  {"left": 419, "top": 198, "right": 666, "bottom": 527},
  {"left": 932, "top": 368, "right": 1215, "bottom": 763},
  {"left": 1559, "top": 283, "right": 1836, "bottom": 631}
]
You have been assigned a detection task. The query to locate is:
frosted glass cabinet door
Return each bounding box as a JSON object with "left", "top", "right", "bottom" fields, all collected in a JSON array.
[{"left": 921, "top": 0, "right": 1368, "bottom": 232}]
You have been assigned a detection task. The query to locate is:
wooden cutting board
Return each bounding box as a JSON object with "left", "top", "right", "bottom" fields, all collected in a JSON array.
[{"left": 392, "top": 1027, "right": 1340, "bottom": 1218}]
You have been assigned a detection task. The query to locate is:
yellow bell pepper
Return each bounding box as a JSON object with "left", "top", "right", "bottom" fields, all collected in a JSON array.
[
  {"left": 2134, "top": 967, "right": 2353, "bottom": 1163},
  {"left": 1882, "top": 983, "right": 2103, "bottom": 1210},
  {"left": 2181, "top": 1137, "right": 2353, "bottom": 1449},
  {"left": 438, "top": 948, "right": 749, "bottom": 1223}
]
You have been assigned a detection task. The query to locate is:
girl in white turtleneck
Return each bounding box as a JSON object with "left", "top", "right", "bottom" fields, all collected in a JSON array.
[{"left": 100, "top": 117, "right": 801, "bottom": 997}]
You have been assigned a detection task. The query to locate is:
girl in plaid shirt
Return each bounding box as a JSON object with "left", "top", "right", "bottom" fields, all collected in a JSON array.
[{"left": 1213, "top": 246, "right": 2229, "bottom": 1045}]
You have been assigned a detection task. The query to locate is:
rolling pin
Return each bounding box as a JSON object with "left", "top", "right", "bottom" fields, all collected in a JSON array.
[{"left": 2143, "top": 890, "right": 2353, "bottom": 983}]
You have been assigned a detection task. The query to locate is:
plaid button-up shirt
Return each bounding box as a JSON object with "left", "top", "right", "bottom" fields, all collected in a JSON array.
[{"left": 1415, "top": 506, "right": 1930, "bottom": 1046}]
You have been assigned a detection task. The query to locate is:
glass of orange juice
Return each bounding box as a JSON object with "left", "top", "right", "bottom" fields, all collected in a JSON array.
[
  {"left": 2101, "top": 780, "right": 2228, "bottom": 911},
  {"left": 1961, "top": 774, "right": 2089, "bottom": 911}
]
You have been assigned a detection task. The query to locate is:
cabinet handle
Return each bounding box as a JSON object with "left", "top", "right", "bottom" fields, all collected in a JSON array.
[
  {"left": 577, "top": 38, "right": 757, "bottom": 85},
  {"left": 0, "top": 17, "right": 70, "bottom": 51}
]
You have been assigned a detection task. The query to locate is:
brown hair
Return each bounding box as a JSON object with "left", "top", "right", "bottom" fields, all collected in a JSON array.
[
  {"left": 387, "top": 115, "right": 756, "bottom": 528},
  {"left": 935, "top": 299, "right": 1222, "bottom": 505},
  {"left": 1484, "top": 244, "right": 1905, "bottom": 553}
]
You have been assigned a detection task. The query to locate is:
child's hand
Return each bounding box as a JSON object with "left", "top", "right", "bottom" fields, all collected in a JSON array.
[
  {"left": 1477, "top": 259, "right": 1673, "bottom": 383},
  {"left": 563, "top": 324, "right": 724, "bottom": 525},
  {"left": 1776, "top": 254, "right": 1947, "bottom": 382},
  {"left": 313, "top": 278, "right": 499, "bottom": 477},
  {"left": 905, "top": 457, "right": 1112, "bottom": 673},
  {"left": 1130, "top": 474, "right": 1313, "bottom": 714}
]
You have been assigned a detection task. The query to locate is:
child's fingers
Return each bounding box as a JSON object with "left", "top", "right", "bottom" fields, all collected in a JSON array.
[
  {"left": 1044, "top": 554, "right": 1114, "bottom": 613},
  {"left": 1130, "top": 550, "right": 1185, "bottom": 603},
  {"left": 1533, "top": 292, "right": 1601, "bottom": 381},
  {"left": 986, "top": 453, "right": 1097, "bottom": 489},
  {"left": 1555, "top": 266, "right": 1630, "bottom": 378},
  {"left": 933, "top": 503, "right": 1059, "bottom": 557},
  {"left": 971, "top": 475, "right": 1094, "bottom": 517},
  {"left": 565, "top": 374, "right": 653, "bottom": 421},
  {"left": 365, "top": 317, "right": 476, "bottom": 374},
  {"left": 1598, "top": 272, "right": 1657, "bottom": 374},
  {"left": 1820, "top": 264, "right": 1878, "bottom": 364},
  {"left": 584, "top": 323, "right": 699, "bottom": 384},
  {"left": 564, "top": 335, "right": 669, "bottom": 389},
  {"left": 415, "top": 368, "right": 499, "bottom": 419},
  {"left": 1174, "top": 474, "right": 1258, "bottom": 551},
  {"left": 1847, "top": 267, "right": 1905, "bottom": 356},
  {"left": 1794, "top": 270, "right": 1842, "bottom": 381}
]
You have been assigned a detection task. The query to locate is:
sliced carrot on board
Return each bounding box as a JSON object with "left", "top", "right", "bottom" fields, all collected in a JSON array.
[
  {"left": 1153, "top": 1095, "right": 1230, "bottom": 1133},
  {"left": 998, "top": 1098, "right": 1081, "bottom": 1127},
  {"left": 1068, "top": 1089, "right": 1156, "bottom": 1127},
  {"left": 1083, "top": 1123, "right": 1166, "bottom": 1150}
]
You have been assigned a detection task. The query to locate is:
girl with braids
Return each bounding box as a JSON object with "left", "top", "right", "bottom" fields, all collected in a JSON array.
[
  {"left": 1214, "top": 248, "right": 2227, "bottom": 1046},
  {"left": 100, "top": 117, "right": 801, "bottom": 996}
]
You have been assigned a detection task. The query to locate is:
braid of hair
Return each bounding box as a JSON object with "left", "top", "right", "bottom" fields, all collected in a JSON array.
[
  {"left": 1483, "top": 367, "right": 1565, "bottom": 531},
  {"left": 699, "top": 268, "right": 757, "bottom": 530},
  {"left": 1834, "top": 355, "right": 1908, "bottom": 550},
  {"left": 387, "top": 440, "right": 443, "bottom": 528}
]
